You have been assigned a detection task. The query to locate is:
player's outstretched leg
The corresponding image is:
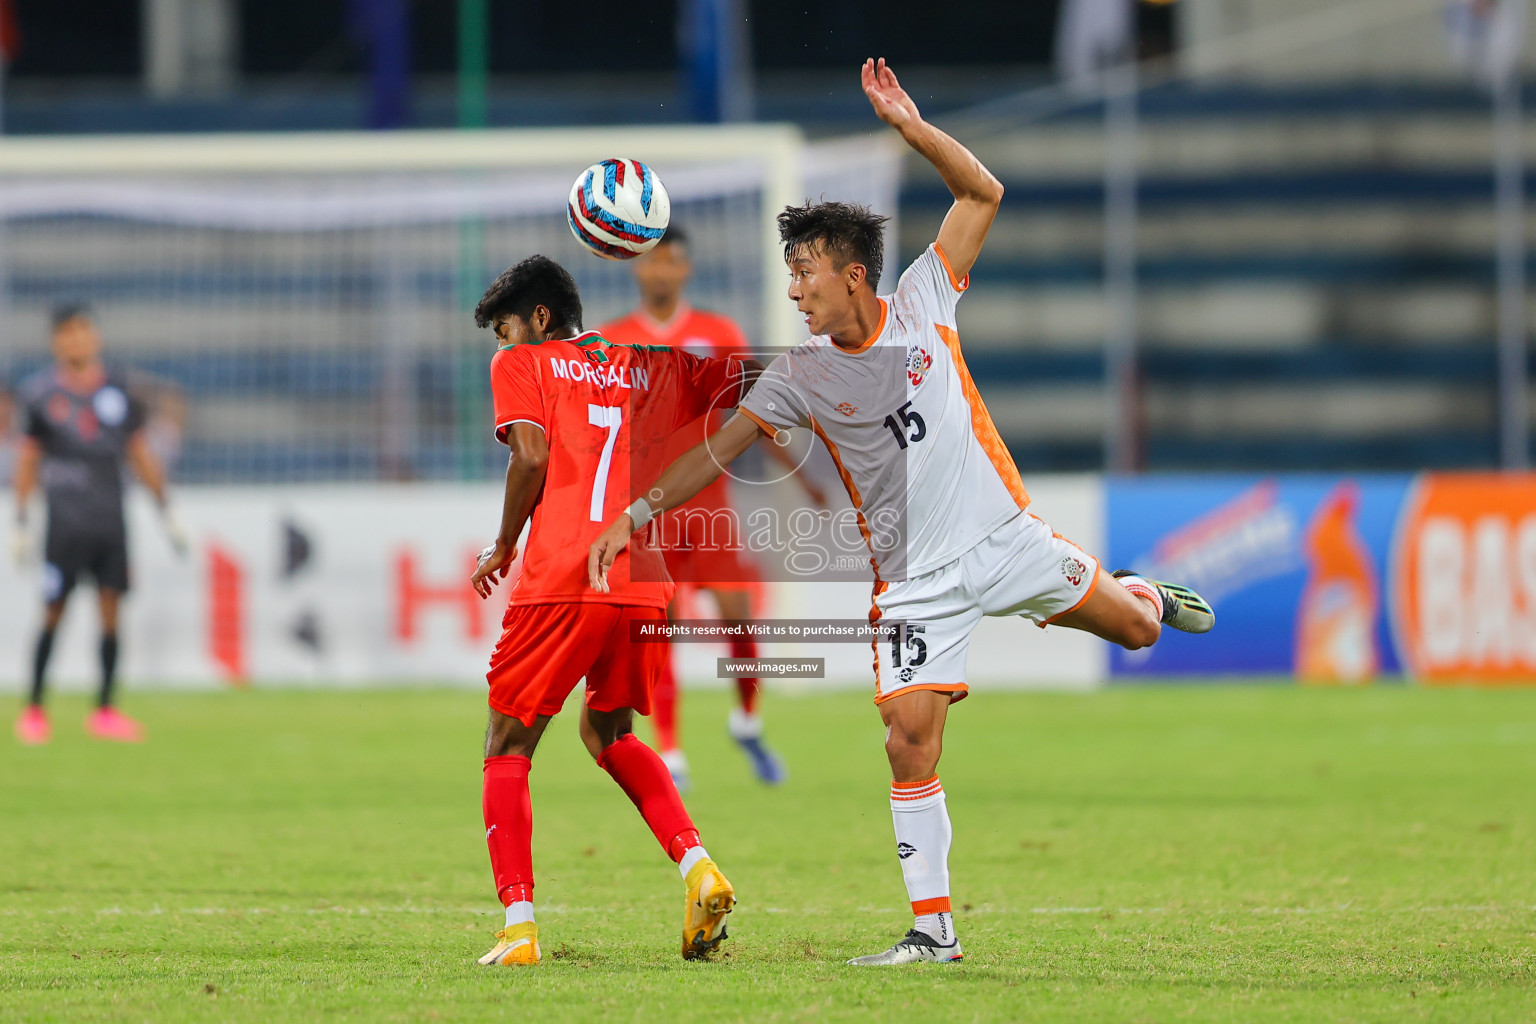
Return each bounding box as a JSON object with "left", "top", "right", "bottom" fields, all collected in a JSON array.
[
  {"left": 715, "top": 587, "right": 786, "bottom": 785},
  {"left": 479, "top": 754, "right": 540, "bottom": 966},
  {"left": 649, "top": 649, "right": 691, "bottom": 792},
  {"left": 478, "top": 712, "right": 546, "bottom": 966},
  {"left": 850, "top": 690, "right": 963, "bottom": 966},
  {"left": 587, "top": 717, "right": 735, "bottom": 960},
  {"left": 727, "top": 701, "right": 786, "bottom": 785},
  {"left": 1110, "top": 570, "right": 1214, "bottom": 634},
  {"left": 16, "top": 601, "right": 65, "bottom": 745},
  {"left": 1048, "top": 566, "right": 1214, "bottom": 652},
  {"left": 725, "top": 651, "right": 787, "bottom": 784},
  {"left": 84, "top": 592, "right": 144, "bottom": 742}
]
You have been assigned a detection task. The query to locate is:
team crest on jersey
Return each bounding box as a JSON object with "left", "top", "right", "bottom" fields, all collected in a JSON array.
[
  {"left": 93, "top": 386, "right": 129, "bottom": 427},
  {"left": 1059, "top": 556, "right": 1088, "bottom": 588},
  {"left": 906, "top": 346, "right": 933, "bottom": 387},
  {"left": 835, "top": 401, "right": 858, "bottom": 417}
]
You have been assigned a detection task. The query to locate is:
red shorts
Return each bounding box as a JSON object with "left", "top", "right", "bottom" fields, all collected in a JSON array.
[
  {"left": 486, "top": 603, "right": 667, "bottom": 727},
  {"left": 661, "top": 507, "right": 761, "bottom": 590}
]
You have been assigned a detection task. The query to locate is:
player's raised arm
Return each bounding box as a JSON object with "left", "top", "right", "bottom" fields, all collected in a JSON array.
[
  {"left": 125, "top": 433, "right": 168, "bottom": 507},
  {"left": 587, "top": 412, "right": 761, "bottom": 592},
  {"left": 472, "top": 422, "right": 549, "bottom": 598},
  {"left": 862, "top": 57, "right": 1002, "bottom": 280}
]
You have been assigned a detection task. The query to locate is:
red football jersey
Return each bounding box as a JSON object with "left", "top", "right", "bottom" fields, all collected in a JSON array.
[
  {"left": 599, "top": 306, "right": 749, "bottom": 513},
  {"left": 490, "top": 329, "right": 749, "bottom": 608}
]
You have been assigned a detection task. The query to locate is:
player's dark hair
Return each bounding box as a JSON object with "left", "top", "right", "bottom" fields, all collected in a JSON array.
[
  {"left": 778, "top": 201, "right": 889, "bottom": 289},
  {"left": 51, "top": 302, "right": 93, "bottom": 330},
  {"left": 657, "top": 224, "right": 688, "bottom": 249},
  {"left": 474, "top": 255, "right": 583, "bottom": 332}
]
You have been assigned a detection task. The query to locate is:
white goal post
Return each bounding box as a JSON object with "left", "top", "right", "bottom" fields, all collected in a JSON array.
[
  {"left": 0, "top": 125, "right": 816, "bottom": 352},
  {"left": 0, "top": 126, "right": 903, "bottom": 483}
]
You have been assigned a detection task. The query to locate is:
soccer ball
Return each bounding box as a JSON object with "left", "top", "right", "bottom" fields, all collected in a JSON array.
[{"left": 567, "top": 158, "right": 671, "bottom": 260}]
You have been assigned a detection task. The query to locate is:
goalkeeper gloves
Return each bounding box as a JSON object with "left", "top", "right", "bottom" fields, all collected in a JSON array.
[
  {"left": 11, "top": 526, "right": 31, "bottom": 567},
  {"left": 11, "top": 514, "right": 34, "bottom": 567},
  {"left": 160, "top": 505, "right": 191, "bottom": 558}
]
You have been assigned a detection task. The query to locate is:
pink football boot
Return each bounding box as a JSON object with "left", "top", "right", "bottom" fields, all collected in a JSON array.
[
  {"left": 85, "top": 707, "right": 146, "bottom": 743},
  {"left": 14, "top": 706, "right": 51, "bottom": 745}
]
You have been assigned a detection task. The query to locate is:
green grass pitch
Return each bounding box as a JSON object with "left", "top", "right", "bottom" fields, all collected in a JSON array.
[{"left": 2, "top": 684, "right": 1534, "bottom": 1022}]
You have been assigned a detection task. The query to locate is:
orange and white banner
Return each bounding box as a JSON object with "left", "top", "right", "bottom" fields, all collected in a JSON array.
[{"left": 1391, "top": 473, "right": 1536, "bottom": 684}]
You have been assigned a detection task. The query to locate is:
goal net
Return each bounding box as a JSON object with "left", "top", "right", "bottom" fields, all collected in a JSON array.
[{"left": 0, "top": 127, "right": 902, "bottom": 485}]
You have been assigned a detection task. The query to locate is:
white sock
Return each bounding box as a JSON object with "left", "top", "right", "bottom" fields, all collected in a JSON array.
[
  {"left": 1115, "top": 573, "right": 1163, "bottom": 618},
  {"left": 504, "top": 901, "right": 534, "bottom": 928},
  {"left": 889, "top": 776, "right": 955, "bottom": 943},
  {"left": 727, "top": 708, "right": 763, "bottom": 741},
  {"left": 914, "top": 911, "right": 955, "bottom": 945},
  {"left": 678, "top": 844, "right": 710, "bottom": 881}
]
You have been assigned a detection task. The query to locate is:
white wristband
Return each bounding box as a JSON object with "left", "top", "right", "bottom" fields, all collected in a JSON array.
[{"left": 626, "top": 497, "right": 655, "bottom": 532}]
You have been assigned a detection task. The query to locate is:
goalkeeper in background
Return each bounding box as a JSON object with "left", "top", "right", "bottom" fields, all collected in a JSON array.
[{"left": 11, "top": 304, "right": 186, "bottom": 745}]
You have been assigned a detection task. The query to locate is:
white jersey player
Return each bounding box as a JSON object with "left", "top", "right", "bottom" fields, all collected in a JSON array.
[{"left": 590, "top": 57, "right": 1214, "bottom": 966}]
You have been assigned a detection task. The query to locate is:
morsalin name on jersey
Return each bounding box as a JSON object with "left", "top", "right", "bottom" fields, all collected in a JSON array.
[{"left": 548, "top": 357, "right": 651, "bottom": 391}]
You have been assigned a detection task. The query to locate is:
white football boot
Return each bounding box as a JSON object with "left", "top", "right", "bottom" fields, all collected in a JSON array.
[{"left": 846, "top": 928, "right": 963, "bottom": 966}]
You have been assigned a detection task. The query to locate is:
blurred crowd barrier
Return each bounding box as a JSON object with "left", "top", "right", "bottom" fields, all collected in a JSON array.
[
  {"left": 5, "top": 472, "right": 1534, "bottom": 690},
  {"left": 0, "top": 476, "right": 1102, "bottom": 692}
]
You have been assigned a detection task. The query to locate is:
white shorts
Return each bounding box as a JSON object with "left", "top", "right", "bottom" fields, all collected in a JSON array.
[{"left": 870, "top": 512, "right": 1101, "bottom": 705}]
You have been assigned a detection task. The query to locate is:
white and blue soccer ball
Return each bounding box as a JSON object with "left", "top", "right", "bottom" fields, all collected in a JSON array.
[{"left": 567, "top": 158, "right": 671, "bottom": 260}]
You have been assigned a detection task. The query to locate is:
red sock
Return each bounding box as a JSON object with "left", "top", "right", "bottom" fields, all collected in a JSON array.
[
  {"left": 483, "top": 755, "right": 533, "bottom": 906},
  {"left": 596, "top": 733, "right": 701, "bottom": 862},
  {"left": 652, "top": 650, "right": 680, "bottom": 751},
  {"left": 728, "top": 637, "right": 760, "bottom": 715}
]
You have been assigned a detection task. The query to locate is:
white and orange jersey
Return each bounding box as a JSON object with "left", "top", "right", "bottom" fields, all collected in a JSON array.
[{"left": 738, "top": 244, "right": 1029, "bottom": 582}]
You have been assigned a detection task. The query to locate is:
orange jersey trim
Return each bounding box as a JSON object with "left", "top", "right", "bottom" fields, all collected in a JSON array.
[
  {"left": 873, "top": 681, "right": 970, "bottom": 706},
  {"left": 738, "top": 407, "right": 777, "bottom": 438},
  {"left": 932, "top": 243, "right": 970, "bottom": 292},
  {"left": 869, "top": 578, "right": 889, "bottom": 693},
  {"left": 810, "top": 417, "right": 865, "bottom": 508},
  {"left": 810, "top": 417, "right": 876, "bottom": 561},
  {"left": 936, "top": 324, "right": 1029, "bottom": 511},
  {"left": 832, "top": 298, "right": 888, "bottom": 356}
]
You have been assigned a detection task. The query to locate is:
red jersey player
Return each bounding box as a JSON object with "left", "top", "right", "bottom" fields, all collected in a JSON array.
[
  {"left": 467, "top": 255, "right": 752, "bottom": 966},
  {"left": 602, "top": 227, "right": 823, "bottom": 791}
]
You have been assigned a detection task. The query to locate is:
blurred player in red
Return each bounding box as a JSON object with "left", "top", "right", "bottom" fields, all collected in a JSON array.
[
  {"left": 602, "top": 227, "right": 823, "bottom": 790},
  {"left": 467, "top": 255, "right": 752, "bottom": 966}
]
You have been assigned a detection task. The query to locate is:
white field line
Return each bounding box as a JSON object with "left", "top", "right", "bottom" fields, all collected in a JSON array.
[{"left": 2, "top": 903, "right": 1533, "bottom": 918}]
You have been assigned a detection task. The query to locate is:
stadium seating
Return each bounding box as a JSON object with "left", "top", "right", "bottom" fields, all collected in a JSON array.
[{"left": 899, "top": 80, "right": 1536, "bottom": 471}]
